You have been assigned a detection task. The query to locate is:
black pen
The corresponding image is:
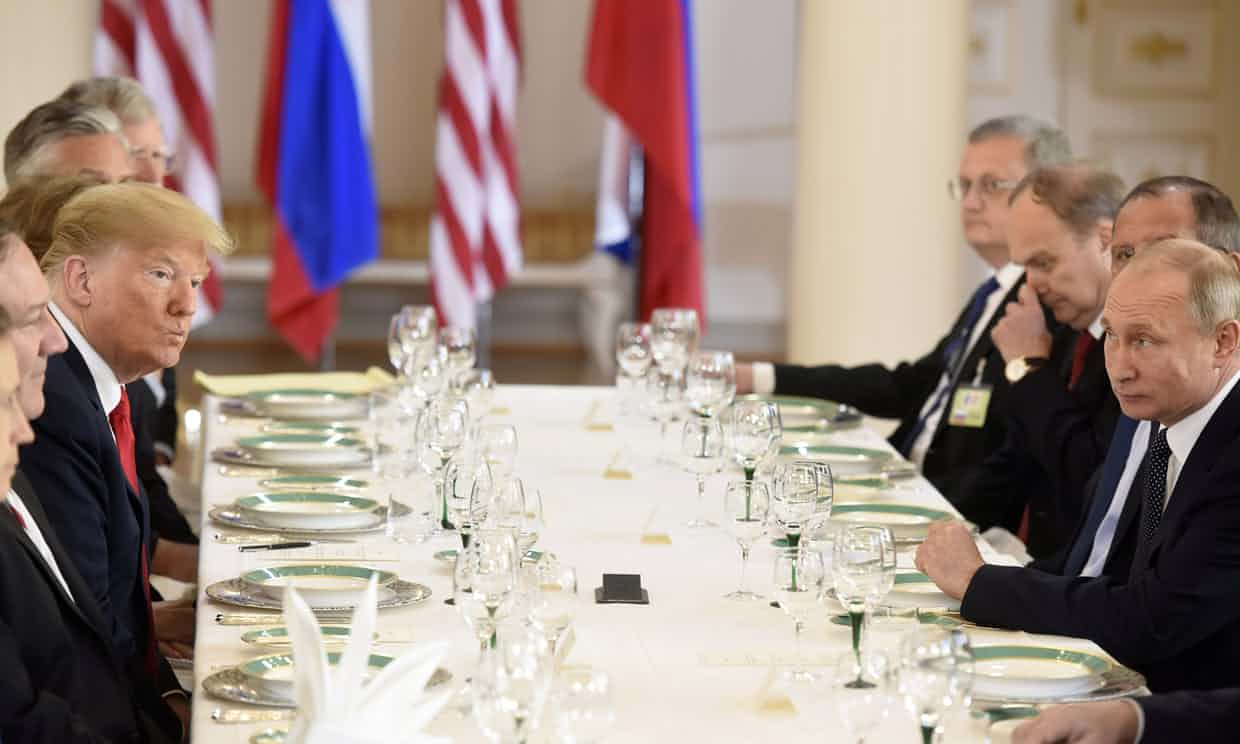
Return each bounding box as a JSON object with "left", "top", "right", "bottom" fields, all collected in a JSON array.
[{"left": 238, "top": 541, "right": 313, "bottom": 552}]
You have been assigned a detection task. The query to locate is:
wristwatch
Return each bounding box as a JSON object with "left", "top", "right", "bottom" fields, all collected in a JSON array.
[{"left": 1004, "top": 356, "right": 1048, "bottom": 383}]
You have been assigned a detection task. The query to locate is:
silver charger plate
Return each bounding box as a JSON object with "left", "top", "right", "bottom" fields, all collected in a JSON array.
[
  {"left": 972, "top": 661, "right": 1146, "bottom": 706},
  {"left": 206, "top": 577, "right": 432, "bottom": 613},
  {"left": 211, "top": 447, "right": 373, "bottom": 473},
  {"left": 203, "top": 665, "right": 453, "bottom": 709},
  {"left": 208, "top": 502, "right": 410, "bottom": 536}
]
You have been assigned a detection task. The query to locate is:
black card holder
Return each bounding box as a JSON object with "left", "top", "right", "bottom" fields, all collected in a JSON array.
[{"left": 594, "top": 573, "right": 650, "bottom": 604}]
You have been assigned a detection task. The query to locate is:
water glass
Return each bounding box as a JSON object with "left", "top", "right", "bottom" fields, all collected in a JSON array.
[
  {"left": 525, "top": 559, "right": 579, "bottom": 653},
  {"left": 440, "top": 325, "right": 478, "bottom": 381},
  {"left": 832, "top": 525, "right": 896, "bottom": 671},
  {"left": 454, "top": 530, "right": 520, "bottom": 658},
  {"left": 646, "top": 367, "right": 685, "bottom": 450},
  {"left": 491, "top": 477, "right": 543, "bottom": 554},
  {"left": 680, "top": 417, "right": 723, "bottom": 528},
  {"left": 772, "top": 546, "right": 826, "bottom": 681},
  {"left": 685, "top": 350, "right": 736, "bottom": 418},
  {"left": 832, "top": 650, "right": 891, "bottom": 744},
  {"left": 722, "top": 479, "right": 770, "bottom": 601},
  {"left": 418, "top": 398, "right": 470, "bottom": 529},
  {"left": 898, "top": 627, "right": 975, "bottom": 744},
  {"left": 554, "top": 669, "right": 615, "bottom": 744},
  {"left": 446, "top": 452, "right": 494, "bottom": 547},
  {"left": 481, "top": 423, "right": 519, "bottom": 484},
  {"left": 616, "top": 322, "right": 652, "bottom": 378},
  {"left": 725, "top": 400, "right": 781, "bottom": 482},
  {"left": 452, "top": 368, "right": 496, "bottom": 423},
  {"left": 772, "top": 460, "right": 818, "bottom": 548},
  {"left": 369, "top": 386, "right": 419, "bottom": 542},
  {"left": 473, "top": 622, "right": 554, "bottom": 744},
  {"left": 649, "top": 308, "right": 699, "bottom": 371}
]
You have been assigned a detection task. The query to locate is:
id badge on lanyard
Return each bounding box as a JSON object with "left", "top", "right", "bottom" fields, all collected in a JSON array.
[{"left": 948, "top": 358, "right": 992, "bottom": 428}]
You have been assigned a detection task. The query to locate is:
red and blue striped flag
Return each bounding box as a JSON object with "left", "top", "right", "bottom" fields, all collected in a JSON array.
[{"left": 256, "top": 0, "right": 378, "bottom": 361}]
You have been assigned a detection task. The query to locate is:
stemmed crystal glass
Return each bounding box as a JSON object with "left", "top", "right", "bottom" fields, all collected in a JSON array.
[
  {"left": 616, "top": 322, "right": 653, "bottom": 414},
  {"left": 725, "top": 400, "right": 782, "bottom": 483},
  {"left": 803, "top": 462, "right": 835, "bottom": 549},
  {"left": 408, "top": 345, "right": 449, "bottom": 407},
  {"left": 680, "top": 417, "right": 723, "bottom": 528},
  {"left": 553, "top": 669, "right": 615, "bottom": 744},
  {"left": 524, "top": 558, "right": 579, "bottom": 656},
  {"left": 446, "top": 451, "right": 494, "bottom": 548},
  {"left": 441, "top": 325, "right": 478, "bottom": 383},
  {"left": 454, "top": 529, "right": 520, "bottom": 660},
  {"left": 646, "top": 367, "right": 685, "bottom": 454},
  {"left": 832, "top": 650, "right": 891, "bottom": 744},
  {"left": 772, "top": 460, "right": 819, "bottom": 549},
  {"left": 453, "top": 368, "right": 496, "bottom": 424},
  {"left": 481, "top": 424, "right": 519, "bottom": 485},
  {"left": 772, "top": 546, "right": 826, "bottom": 681},
  {"left": 832, "top": 525, "right": 896, "bottom": 679},
  {"left": 418, "top": 397, "right": 470, "bottom": 530},
  {"left": 685, "top": 350, "right": 736, "bottom": 418},
  {"left": 387, "top": 310, "right": 414, "bottom": 376},
  {"left": 898, "top": 627, "right": 975, "bottom": 744},
  {"left": 649, "top": 308, "right": 699, "bottom": 372},
  {"left": 368, "top": 386, "right": 421, "bottom": 542},
  {"left": 721, "top": 479, "right": 770, "bottom": 601},
  {"left": 491, "top": 477, "right": 543, "bottom": 556},
  {"left": 473, "top": 622, "right": 555, "bottom": 744}
]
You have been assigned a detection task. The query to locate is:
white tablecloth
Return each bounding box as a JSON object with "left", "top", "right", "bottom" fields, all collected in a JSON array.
[{"left": 189, "top": 384, "right": 1106, "bottom": 743}]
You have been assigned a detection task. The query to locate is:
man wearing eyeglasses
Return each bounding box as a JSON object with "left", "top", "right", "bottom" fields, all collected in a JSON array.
[{"left": 737, "top": 115, "right": 1071, "bottom": 501}]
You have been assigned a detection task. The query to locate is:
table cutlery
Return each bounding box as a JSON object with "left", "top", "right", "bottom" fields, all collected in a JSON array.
[
  {"left": 213, "top": 533, "right": 356, "bottom": 545},
  {"left": 215, "top": 612, "right": 353, "bottom": 626},
  {"left": 239, "top": 541, "right": 313, "bottom": 552},
  {"left": 210, "top": 707, "right": 295, "bottom": 724}
]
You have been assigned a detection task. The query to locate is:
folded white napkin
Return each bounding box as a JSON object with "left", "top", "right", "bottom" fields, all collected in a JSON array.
[{"left": 283, "top": 577, "right": 452, "bottom": 744}]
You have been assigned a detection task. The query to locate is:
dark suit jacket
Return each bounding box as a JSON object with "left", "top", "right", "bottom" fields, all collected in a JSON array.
[
  {"left": 775, "top": 277, "right": 1038, "bottom": 499},
  {"left": 1139, "top": 687, "right": 1240, "bottom": 743},
  {"left": 126, "top": 378, "right": 196, "bottom": 547},
  {"left": 0, "top": 473, "right": 176, "bottom": 744},
  {"left": 18, "top": 337, "right": 179, "bottom": 701},
  {"left": 954, "top": 327, "right": 1119, "bottom": 556},
  {"left": 961, "top": 379, "right": 1240, "bottom": 692}
]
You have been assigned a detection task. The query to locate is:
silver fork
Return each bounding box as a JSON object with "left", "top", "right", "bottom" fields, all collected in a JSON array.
[{"left": 211, "top": 707, "right": 295, "bottom": 723}]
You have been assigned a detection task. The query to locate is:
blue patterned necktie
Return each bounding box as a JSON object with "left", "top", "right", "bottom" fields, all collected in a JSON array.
[
  {"left": 1142, "top": 426, "right": 1171, "bottom": 542},
  {"left": 899, "top": 276, "right": 1001, "bottom": 455},
  {"left": 1063, "top": 416, "right": 1138, "bottom": 575}
]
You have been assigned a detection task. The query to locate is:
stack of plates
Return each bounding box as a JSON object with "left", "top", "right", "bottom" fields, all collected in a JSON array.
[
  {"left": 235, "top": 491, "right": 384, "bottom": 531},
  {"left": 830, "top": 503, "right": 954, "bottom": 541},
  {"left": 883, "top": 572, "right": 961, "bottom": 611},
  {"left": 971, "top": 645, "right": 1112, "bottom": 701},
  {"left": 778, "top": 444, "right": 893, "bottom": 475},
  {"left": 240, "top": 564, "right": 398, "bottom": 608},
  {"left": 240, "top": 652, "right": 392, "bottom": 703},
  {"left": 236, "top": 434, "right": 370, "bottom": 468},
  {"left": 243, "top": 389, "right": 369, "bottom": 421},
  {"left": 735, "top": 394, "right": 862, "bottom": 434}
]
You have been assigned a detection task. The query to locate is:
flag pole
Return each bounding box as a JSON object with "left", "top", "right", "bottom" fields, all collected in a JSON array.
[{"left": 476, "top": 300, "right": 493, "bottom": 369}]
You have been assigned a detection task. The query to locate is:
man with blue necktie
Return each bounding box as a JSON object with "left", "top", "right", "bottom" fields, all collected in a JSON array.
[
  {"left": 736, "top": 115, "right": 1071, "bottom": 499},
  {"left": 918, "top": 236, "right": 1240, "bottom": 692}
]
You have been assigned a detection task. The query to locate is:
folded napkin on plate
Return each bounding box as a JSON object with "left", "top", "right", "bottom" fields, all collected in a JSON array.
[
  {"left": 194, "top": 367, "right": 395, "bottom": 397},
  {"left": 283, "top": 577, "right": 450, "bottom": 744}
]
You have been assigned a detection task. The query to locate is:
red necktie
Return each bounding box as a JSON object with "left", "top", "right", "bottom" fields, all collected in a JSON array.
[
  {"left": 1069, "top": 332, "right": 1096, "bottom": 390},
  {"left": 108, "top": 388, "right": 159, "bottom": 677},
  {"left": 6, "top": 502, "right": 26, "bottom": 530}
]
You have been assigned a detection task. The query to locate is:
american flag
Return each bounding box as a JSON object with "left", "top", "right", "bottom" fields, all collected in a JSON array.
[
  {"left": 95, "top": 0, "right": 222, "bottom": 325},
  {"left": 429, "top": 0, "right": 523, "bottom": 329}
]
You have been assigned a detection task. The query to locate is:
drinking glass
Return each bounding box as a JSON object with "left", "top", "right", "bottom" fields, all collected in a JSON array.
[
  {"left": 441, "top": 325, "right": 478, "bottom": 382},
  {"left": 721, "top": 479, "right": 770, "bottom": 601},
  {"left": 408, "top": 345, "right": 449, "bottom": 407},
  {"left": 772, "top": 460, "right": 818, "bottom": 548},
  {"left": 401, "top": 304, "right": 439, "bottom": 374},
  {"left": 473, "top": 622, "right": 554, "bottom": 744},
  {"left": 446, "top": 452, "right": 494, "bottom": 548},
  {"left": 387, "top": 310, "right": 413, "bottom": 376},
  {"left": 454, "top": 530, "right": 520, "bottom": 659},
  {"left": 481, "top": 424, "right": 519, "bottom": 484},
  {"left": 725, "top": 400, "right": 781, "bottom": 482},
  {"left": 553, "top": 669, "right": 615, "bottom": 744},
  {"left": 898, "top": 627, "right": 975, "bottom": 744},
  {"left": 525, "top": 559, "right": 579, "bottom": 654},
  {"left": 832, "top": 650, "right": 891, "bottom": 744},
  {"left": 685, "top": 350, "right": 736, "bottom": 418},
  {"left": 832, "top": 525, "right": 897, "bottom": 677},
  {"left": 491, "top": 477, "right": 543, "bottom": 555},
  {"left": 771, "top": 546, "right": 826, "bottom": 681},
  {"left": 646, "top": 367, "right": 685, "bottom": 451},
  {"left": 368, "top": 386, "right": 419, "bottom": 542},
  {"left": 616, "top": 322, "right": 652, "bottom": 378},
  {"left": 680, "top": 417, "right": 723, "bottom": 528},
  {"left": 418, "top": 397, "right": 470, "bottom": 530},
  {"left": 803, "top": 462, "right": 835, "bottom": 548},
  {"left": 649, "top": 308, "right": 699, "bottom": 371},
  {"left": 453, "top": 368, "right": 496, "bottom": 423}
]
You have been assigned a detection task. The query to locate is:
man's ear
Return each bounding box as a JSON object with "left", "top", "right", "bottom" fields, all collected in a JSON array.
[
  {"left": 61, "top": 255, "right": 93, "bottom": 308},
  {"left": 1215, "top": 319, "right": 1240, "bottom": 362}
]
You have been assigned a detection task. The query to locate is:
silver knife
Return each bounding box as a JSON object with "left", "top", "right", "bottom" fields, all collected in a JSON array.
[
  {"left": 211, "top": 707, "right": 295, "bottom": 723},
  {"left": 215, "top": 612, "right": 353, "bottom": 626}
]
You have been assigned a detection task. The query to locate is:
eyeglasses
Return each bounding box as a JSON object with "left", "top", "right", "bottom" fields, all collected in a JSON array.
[
  {"left": 947, "top": 175, "right": 1020, "bottom": 201},
  {"left": 129, "top": 147, "right": 177, "bottom": 174}
]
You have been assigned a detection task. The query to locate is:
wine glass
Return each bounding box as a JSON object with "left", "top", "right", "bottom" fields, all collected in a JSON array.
[
  {"left": 725, "top": 400, "right": 781, "bottom": 483},
  {"left": 387, "top": 309, "right": 414, "bottom": 376},
  {"left": 441, "top": 325, "right": 478, "bottom": 382},
  {"left": 446, "top": 451, "right": 494, "bottom": 548},
  {"left": 408, "top": 344, "right": 449, "bottom": 407},
  {"left": 646, "top": 366, "right": 685, "bottom": 451},
  {"left": 832, "top": 650, "right": 891, "bottom": 744},
  {"left": 481, "top": 424, "right": 519, "bottom": 484},
  {"left": 679, "top": 417, "right": 723, "bottom": 528},
  {"left": 418, "top": 397, "right": 470, "bottom": 530},
  {"left": 473, "top": 622, "right": 554, "bottom": 744},
  {"left": 685, "top": 350, "right": 736, "bottom": 418},
  {"left": 616, "top": 322, "right": 652, "bottom": 378},
  {"left": 453, "top": 368, "right": 496, "bottom": 424},
  {"left": 833, "top": 525, "right": 897, "bottom": 678},
  {"left": 454, "top": 530, "right": 520, "bottom": 660},
  {"left": 525, "top": 558, "right": 579, "bottom": 655},
  {"left": 899, "top": 627, "right": 975, "bottom": 744},
  {"left": 771, "top": 546, "right": 826, "bottom": 681},
  {"left": 368, "top": 386, "right": 419, "bottom": 542},
  {"left": 395, "top": 304, "right": 438, "bottom": 375},
  {"left": 649, "top": 308, "right": 699, "bottom": 371},
  {"left": 803, "top": 462, "right": 835, "bottom": 549},
  {"left": 721, "top": 479, "right": 770, "bottom": 601},
  {"left": 491, "top": 477, "right": 543, "bottom": 556},
  {"left": 772, "top": 460, "right": 818, "bottom": 549},
  {"left": 553, "top": 669, "right": 615, "bottom": 744}
]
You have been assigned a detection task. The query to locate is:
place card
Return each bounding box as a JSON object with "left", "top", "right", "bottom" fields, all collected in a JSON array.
[{"left": 640, "top": 533, "right": 672, "bottom": 545}]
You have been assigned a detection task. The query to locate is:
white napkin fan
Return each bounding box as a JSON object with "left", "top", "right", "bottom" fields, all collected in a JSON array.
[{"left": 283, "top": 576, "right": 452, "bottom": 744}]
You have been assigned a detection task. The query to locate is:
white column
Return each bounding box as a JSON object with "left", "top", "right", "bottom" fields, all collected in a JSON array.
[{"left": 787, "top": 0, "right": 970, "bottom": 366}]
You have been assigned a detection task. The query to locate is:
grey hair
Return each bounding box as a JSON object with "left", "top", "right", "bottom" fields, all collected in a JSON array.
[
  {"left": 60, "top": 76, "right": 157, "bottom": 125},
  {"left": 968, "top": 115, "right": 1072, "bottom": 170},
  {"left": 4, "top": 99, "right": 127, "bottom": 184},
  {"left": 1134, "top": 238, "right": 1240, "bottom": 333}
]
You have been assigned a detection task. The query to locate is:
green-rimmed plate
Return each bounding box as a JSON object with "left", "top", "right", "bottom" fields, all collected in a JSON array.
[
  {"left": 829, "top": 608, "right": 961, "bottom": 630},
  {"left": 831, "top": 503, "right": 954, "bottom": 540},
  {"left": 261, "top": 420, "right": 362, "bottom": 436},
  {"left": 251, "top": 730, "right": 287, "bottom": 744},
  {"left": 236, "top": 433, "right": 369, "bottom": 467},
  {"left": 203, "top": 657, "right": 452, "bottom": 710},
  {"left": 971, "top": 645, "right": 1112, "bottom": 700},
  {"left": 240, "top": 651, "right": 392, "bottom": 703},
  {"left": 735, "top": 394, "right": 856, "bottom": 433},
  {"left": 235, "top": 491, "right": 382, "bottom": 531},
  {"left": 834, "top": 473, "right": 896, "bottom": 496},
  {"left": 778, "top": 444, "right": 893, "bottom": 475},
  {"left": 241, "top": 625, "right": 359, "bottom": 648},
  {"left": 883, "top": 571, "right": 961, "bottom": 611},
  {"left": 244, "top": 388, "right": 368, "bottom": 421},
  {"left": 241, "top": 564, "right": 398, "bottom": 608},
  {"left": 258, "top": 474, "right": 370, "bottom": 493}
]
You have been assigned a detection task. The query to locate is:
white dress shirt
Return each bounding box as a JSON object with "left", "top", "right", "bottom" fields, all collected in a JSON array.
[
  {"left": 6, "top": 490, "right": 76, "bottom": 602},
  {"left": 48, "top": 302, "right": 122, "bottom": 441}
]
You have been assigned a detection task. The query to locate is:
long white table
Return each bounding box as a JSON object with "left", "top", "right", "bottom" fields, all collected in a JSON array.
[{"left": 190, "top": 384, "right": 1107, "bottom": 743}]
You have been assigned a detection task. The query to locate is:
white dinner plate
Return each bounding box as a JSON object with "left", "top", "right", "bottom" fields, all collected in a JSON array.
[
  {"left": 970, "top": 645, "right": 1110, "bottom": 700},
  {"left": 236, "top": 434, "right": 369, "bottom": 467},
  {"left": 235, "top": 492, "right": 383, "bottom": 530},
  {"left": 240, "top": 564, "right": 398, "bottom": 608},
  {"left": 244, "top": 389, "right": 369, "bottom": 421}
]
